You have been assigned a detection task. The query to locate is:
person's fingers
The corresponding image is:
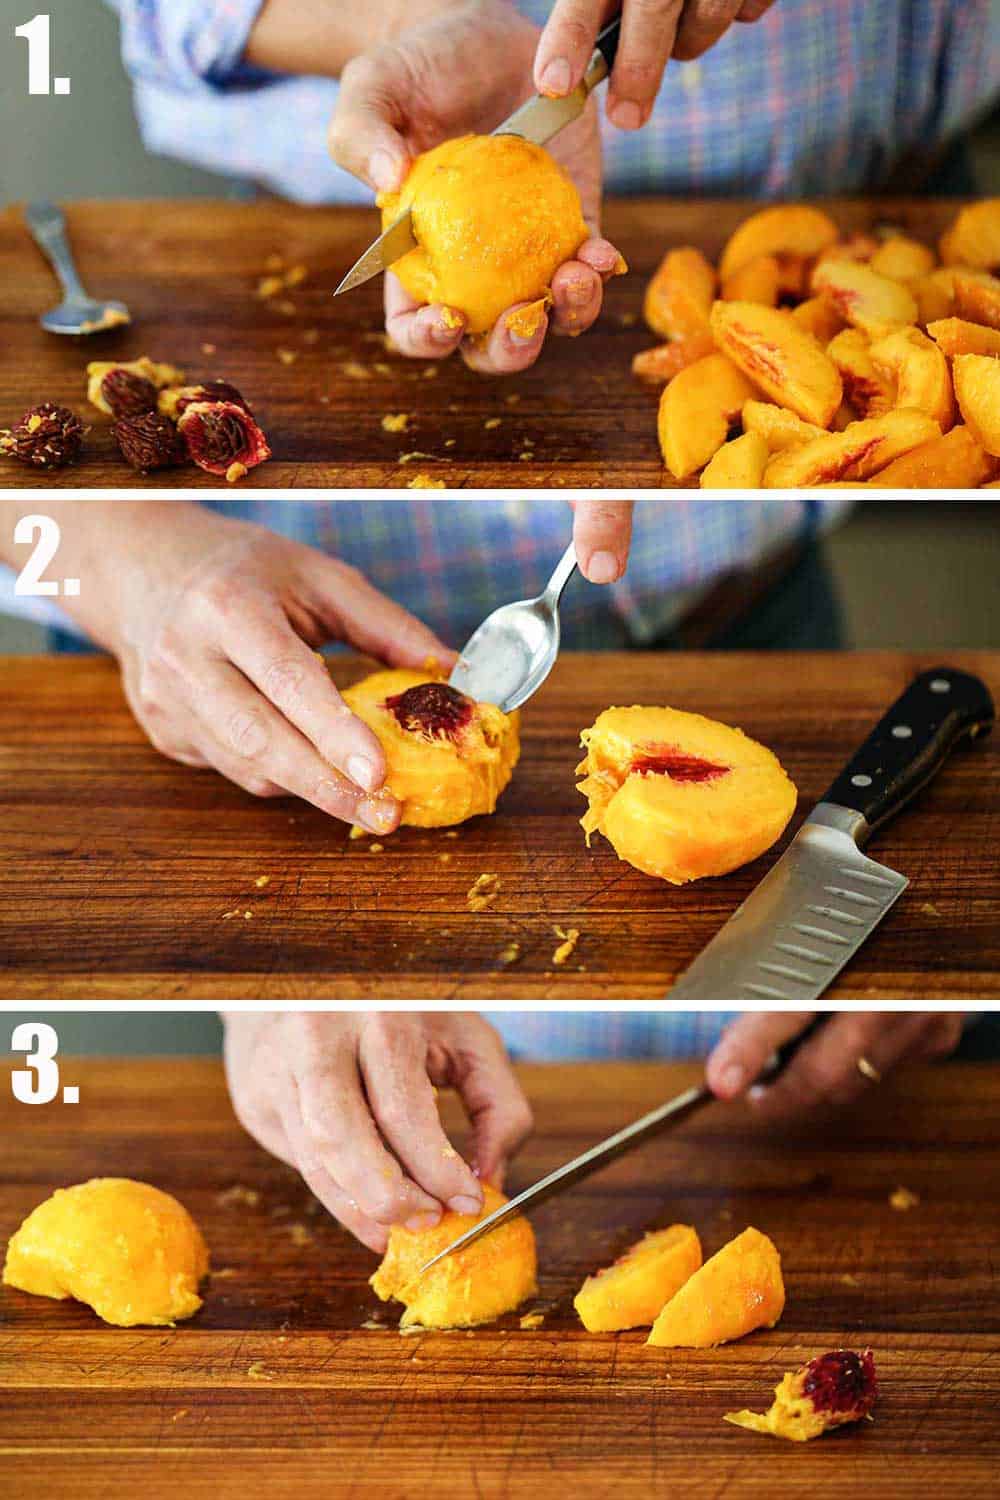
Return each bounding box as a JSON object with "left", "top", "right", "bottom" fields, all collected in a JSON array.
[
  {"left": 570, "top": 500, "right": 634, "bottom": 583},
  {"left": 551, "top": 260, "right": 603, "bottom": 337},
  {"left": 534, "top": 0, "right": 611, "bottom": 98},
  {"left": 907, "top": 1012, "right": 965, "bottom": 1062},
  {"left": 608, "top": 0, "right": 684, "bottom": 128},
  {"left": 359, "top": 1019, "right": 484, "bottom": 1214},
  {"left": 673, "top": 0, "right": 743, "bottom": 63},
  {"left": 304, "top": 553, "right": 458, "bottom": 673},
  {"left": 298, "top": 1161, "right": 392, "bottom": 1255},
  {"left": 328, "top": 53, "right": 411, "bottom": 193},
  {"left": 460, "top": 301, "right": 550, "bottom": 375},
  {"left": 735, "top": 0, "right": 776, "bottom": 22},
  {"left": 384, "top": 274, "right": 468, "bottom": 360},
  {"left": 705, "top": 1011, "right": 815, "bottom": 1099},
  {"left": 432, "top": 1026, "right": 535, "bottom": 1186},
  {"left": 578, "top": 237, "right": 626, "bottom": 279}
]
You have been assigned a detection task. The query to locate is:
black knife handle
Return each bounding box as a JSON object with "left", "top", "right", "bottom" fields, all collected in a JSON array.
[
  {"left": 593, "top": 17, "right": 622, "bottom": 75},
  {"left": 819, "top": 667, "right": 994, "bottom": 838}
]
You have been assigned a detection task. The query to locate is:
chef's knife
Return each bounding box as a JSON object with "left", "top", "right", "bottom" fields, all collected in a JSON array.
[
  {"left": 334, "top": 17, "right": 622, "bottom": 296},
  {"left": 668, "top": 667, "right": 995, "bottom": 1001},
  {"left": 414, "top": 1018, "right": 825, "bottom": 1280}
]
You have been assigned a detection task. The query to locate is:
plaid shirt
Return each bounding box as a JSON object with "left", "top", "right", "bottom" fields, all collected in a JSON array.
[{"left": 102, "top": 0, "right": 999, "bottom": 202}]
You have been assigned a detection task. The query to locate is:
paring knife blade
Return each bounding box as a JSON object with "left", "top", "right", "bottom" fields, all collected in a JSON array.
[
  {"left": 669, "top": 667, "right": 995, "bottom": 1002},
  {"left": 415, "top": 1019, "right": 826, "bottom": 1281},
  {"left": 334, "top": 18, "right": 621, "bottom": 296}
]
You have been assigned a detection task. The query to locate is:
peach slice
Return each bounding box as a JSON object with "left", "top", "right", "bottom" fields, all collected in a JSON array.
[
  {"left": 790, "top": 296, "right": 845, "bottom": 343},
  {"left": 953, "top": 355, "right": 1000, "bottom": 456},
  {"left": 869, "top": 235, "right": 936, "bottom": 284},
  {"left": 719, "top": 205, "right": 838, "bottom": 281},
  {"left": 710, "top": 302, "right": 842, "bottom": 427},
  {"left": 939, "top": 199, "right": 1000, "bottom": 271},
  {"left": 952, "top": 269, "right": 1000, "bottom": 331},
  {"left": 869, "top": 326, "right": 954, "bottom": 430},
  {"left": 722, "top": 253, "right": 781, "bottom": 307},
  {"left": 644, "top": 247, "right": 716, "bottom": 340},
  {"left": 864, "top": 425, "right": 992, "bottom": 489},
  {"left": 647, "top": 1227, "right": 785, "bottom": 1348},
  {"left": 574, "top": 1225, "right": 702, "bottom": 1332},
  {"left": 370, "top": 1184, "right": 537, "bottom": 1329},
  {"left": 811, "top": 259, "right": 918, "bottom": 338},
  {"left": 927, "top": 317, "right": 1000, "bottom": 358},
  {"left": 913, "top": 268, "right": 958, "bottom": 325},
  {"left": 726, "top": 1349, "right": 878, "bottom": 1443},
  {"left": 763, "top": 409, "right": 940, "bottom": 487},
  {"left": 631, "top": 330, "right": 716, "bottom": 385},
  {"left": 657, "top": 352, "right": 757, "bottom": 479},
  {"left": 826, "top": 329, "right": 896, "bottom": 418},
  {"left": 576, "top": 705, "right": 797, "bottom": 884},
  {"left": 814, "top": 232, "right": 879, "bottom": 267},
  {"left": 741, "top": 400, "right": 827, "bottom": 453},
  {"left": 699, "top": 430, "right": 769, "bottom": 488}
]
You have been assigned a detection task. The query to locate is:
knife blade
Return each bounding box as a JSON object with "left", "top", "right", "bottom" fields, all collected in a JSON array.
[
  {"left": 668, "top": 667, "right": 995, "bottom": 1001},
  {"left": 334, "top": 17, "right": 621, "bottom": 296},
  {"left": 414, "top": 1018, "right": 826, "bottom": 1281}
]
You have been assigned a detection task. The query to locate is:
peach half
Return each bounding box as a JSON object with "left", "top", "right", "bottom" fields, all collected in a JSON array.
[
  {"left": 574, "top": 1225, "right": 702, "bottom": 1332},
  {"left": 863, "top": 424, "right": 992, "bottom": 489},
  {"left": 657, "top": 352, "right": 757, "bottom": 479},
  {"left": 576, "top": 706, "right": 797, "bottom": 885},
  {"left": 719, "top": 205, "right": 838, "bottom": 282},
  {"left": 341, "top": 669, "right": 519, "bottom": 828},
  {"left": 644, "top": 246, "right": 716, "bottom": 340},
  {"left": 3, "top": 1178, "right": 209, "bottom": 1327},
  {"left": 763, "top": 409, "right": 940, "bottom": 487},
  {"left": 953, "top": 355, "right": 1000, "bottom": 456},
  {"left": 647, "top": 1227, "right": 785, "bottom": 1348},
  {"left": 370, "top": 1184, "right": 537, "bottom": 1329},
  {"left": 710, "top": 302, "right": 842, "bottom": 427}
]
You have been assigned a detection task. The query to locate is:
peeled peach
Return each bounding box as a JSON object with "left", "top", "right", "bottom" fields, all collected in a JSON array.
[
  {"left": 826, "top": 329, "right": 895, "bottom": 418},
  {"left": 657, "top": 352, "right": 757, "bottom": 479},
  {"left": 699, "top": 430, "right": 769, "bottom": 488},
  {"left": 864, "top": 425, "right": 992, "bottom": 489},
  {"left": 741, "top": 399, "right": 827, "bottom": 453},
  {"left": 644, "top": 247, "right": 716, "bottom": 340},
  {"left": 574, "top": 1225, "right": 702, "bottom": 1333},
  {"left": 576, "top": 705, "right": 797, "bottom": 885},
  {"left": 631, "top": 330, "right": 716, "bottom": 385},
  {"left": 790, "top": 296, "right": 845, "bottom": 343},
  {"left": 763, "top": 409, "right": 940, "bottom": 487},
  {"left": 379, "top": 134, "right": 588, "bottom": 335},
  {"left": 869, "top": 326, "right": 954, "bottom": 430},
  {"left": 722, "top": 253, "right": 781, "bottom": 307},
  {"left": 370, "top": 1185, "right": 536, "bottom": 1329},
  {"left": 939, "top": 199, "right": 1000, "bottom": 271},
  {"left": 869, "top": 235, "right": 936, "bottom": 284},
  {"left": 341, "top": 668, "right": 519, "bottom": 828},
  {"left": 719, "top": 205, "right": 838, "bottom": 281},
  {"left": 648, "top": 1227, "right": 784, "bottom": 1348},
  {"left": 927, "top": 317, "right": 1000, "bottom": 358},
  {"left": 3, "top": 1178, "right": 208, "bottom": 1327},
  {"left": 710, "top": 302, "right": 842, "bottom": 427},
  {"left": 812, "top": 258, "right": 918, "bottom": 338},
  {"left": 953, "top": 355, "right": 1000, "bottom": 456},
  {"left": 952, "top": 269, "right": 1000, "bottom": 331}
]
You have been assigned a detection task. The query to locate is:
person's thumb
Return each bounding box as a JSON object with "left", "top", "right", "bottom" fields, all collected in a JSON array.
[{"left": 328, "top": 52, "right": 412, "bottom": 193}]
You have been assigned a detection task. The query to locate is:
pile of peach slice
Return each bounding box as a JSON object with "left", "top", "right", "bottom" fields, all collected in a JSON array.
[{"left": 636, "top": 199, "right": 1000, "bottom": 487}]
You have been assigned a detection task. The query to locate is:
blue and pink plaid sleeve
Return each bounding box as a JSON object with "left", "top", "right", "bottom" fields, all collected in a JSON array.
[{"left": 103, "top": 0, "right": 264, "bottom": 93}]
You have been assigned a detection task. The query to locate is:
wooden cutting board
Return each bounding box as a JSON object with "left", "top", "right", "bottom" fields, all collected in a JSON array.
[
  {"left": 1, "top": 650, "right": 998, "bottom": 1000},
  {"left": 1, "top": 1058, "right": 998, "bottom": 1497},
  {"left": 0, "top": 197, "right": 964, "bottom": 491}
]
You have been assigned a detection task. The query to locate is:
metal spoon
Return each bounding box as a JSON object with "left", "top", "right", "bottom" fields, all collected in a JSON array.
[
  {"left": 25, "top": 201, "right": 132, "bottom": 336},
  {"left": 448, "top": 543, "right": 578, "bottom": 712}
]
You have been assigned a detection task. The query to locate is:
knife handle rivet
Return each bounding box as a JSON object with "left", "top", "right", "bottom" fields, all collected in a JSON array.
[
  {"left": 891, "top": 724, "right": 912, "bottom": 739},
  {"left": 851, "top": 773, "right": 873, "bottom": 788},
  {"left": 929, "top": 678, "right": 952, "bottom": 693}
]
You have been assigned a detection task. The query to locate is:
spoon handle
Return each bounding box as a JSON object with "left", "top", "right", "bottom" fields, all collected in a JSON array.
[
  {"left": 542, "top": 542, "right": 578, "bottom": 608},
  {"left": 25, "top": 201, "right": 89, "bottom": 304}
]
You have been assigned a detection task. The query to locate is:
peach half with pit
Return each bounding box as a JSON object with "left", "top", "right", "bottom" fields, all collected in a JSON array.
[
  {"left": 341, "top": 668, "right": 519, "bottom": 828},
  {"left": 574, "top": 1225, "right": 702, "bottom": 1333},
  {"left": 763, "top": 409, "right": 940, "bottom": 487},
  {"left": 647, "top": 1227, "right": 785, "bottom": 1348},
  {"left": 709, "top": 302, "right": 842, "bottom": 427},
  {"left": 953, "top": 355, "right": 1000, "bottom": 456},
  {"left": 644, "top": 247, "right": 717, "bottom": 341},
  {"left": 576, "top": 706, "right": 797, "bottom": 885},
  {"left": 657, "top": 352, "right": 758, "bottom": 479},
  {"left": 811, "top": 258, "right": 918, "bottom": 339},
  {"left": 718, "top": 205, "right": 838, "bottom": 282},
  {"left": 370, "top": 1184, "right": 537, "bottom": 1329}
]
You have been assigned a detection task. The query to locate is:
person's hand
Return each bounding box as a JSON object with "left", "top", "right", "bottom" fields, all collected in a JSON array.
[
  {"left": 571, "top": 499, "right": 634, "bottom": 583},
  {"left": 222, "top": 1011, "right": 533, "bottom": 1252},
  {"left": 535, "top": 1, "right": 776, "bottom": 131},
  {"left": 706, "top": 1011, "right": 964, "bottom": 1119},
  {"left": 101, "top": 505, "right": 455, "bottom": 834},
  {"left": 328, "top": 0, "right": 624, "bottom": 375}
]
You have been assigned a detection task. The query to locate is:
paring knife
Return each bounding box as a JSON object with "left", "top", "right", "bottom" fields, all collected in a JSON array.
[
  {"left": 669, "top": 667, "right": 995, "bottom": 1002},
  {"left": 416, "top": 1018, "right": 826, "bottom": 1280},
  {"left": 335, "top": 17, "right": 622, "bottom": 296}
]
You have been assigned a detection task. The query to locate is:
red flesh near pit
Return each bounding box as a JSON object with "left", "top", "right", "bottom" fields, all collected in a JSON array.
[
  {"left": 802, "top": 1349, "right": 877, "bottom": 1420},
  {"left": 384, "top": 682, "right": 474, "bottom": 740},
  {"left": 631, "top": 745, "right": 730, "bottom": 783}
]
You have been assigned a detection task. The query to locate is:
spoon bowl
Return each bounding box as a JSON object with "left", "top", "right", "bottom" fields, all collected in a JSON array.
[
  {"left": 40, "top": 297, "right": 132, "bottom": 338},
  {"left": 26, "top": 202, "right": 132, "bottom": 338}
]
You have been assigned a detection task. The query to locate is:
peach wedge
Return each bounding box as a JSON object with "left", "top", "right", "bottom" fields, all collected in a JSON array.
[
  {"left": 811, "top": 258, "right": 918, "bottom": 338},
  {"left": 939, "top": 199, "right": 1000, "bottom": 271},
  {"left": 648, "top": 1227, "right": 785, "bottom": 1349},
  {"left": 574, "top": 1225, "right": 702, "bottom": 1333},
  {"left": 719, "top": 205, "right": 838, "bottom": 281},
  {"left": 741, "top": 400, "right": 827, "bottom": 453},
  {"left": 826, "top": 329, "right": 896, "bottom": 419},
  {"left": 632, "top": 330, "right": 716, "bottom": 385},
  {"left": 791, "top": 296, "right": 845, "bottom": 343},
  {"left": 864, "top": 426, "right": 993, "bottom": 489},
  {"left": 763, "top": 410, "right": 940, "bottom": 487},
  {"left": 869, "top": 326, "right": 955, "bottom": 430},
  {"left": 953, "top": 355, "right": 1000, "bottom": 456},
  {"left": 644, "top": 247, "right": 716, "bottom": 340},
  {"left": 700, "top": 431, "right": 770, "bottom": 488},
  {"left": 869, "top": 235, "right": 936, "bottom": 284},
  {"left": 927, "top": 317, "right": 1000, "bottom": 358},
  {"left": 722, "top": 253, "right": 781, "bottom": 306},
  {"left": 952, "top": 270, "right": 1000, "bottom": 331},
  {"left": 658, "top": 352, "right": 757, "bottom": 479},
  {"left": 710, "top": 302, "right": 842, "bottom": 427}
]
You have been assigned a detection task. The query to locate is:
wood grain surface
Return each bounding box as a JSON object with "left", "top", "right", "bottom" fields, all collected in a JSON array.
[
  {"left": 1, "top": 1058, "right": 999, "bottom": 1498},
  {"left": 0, "top": 197, "right": 968, "bottom": 491},
  {"left": 1, "top": 650, "right": 998, "bottom": 1000}
]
